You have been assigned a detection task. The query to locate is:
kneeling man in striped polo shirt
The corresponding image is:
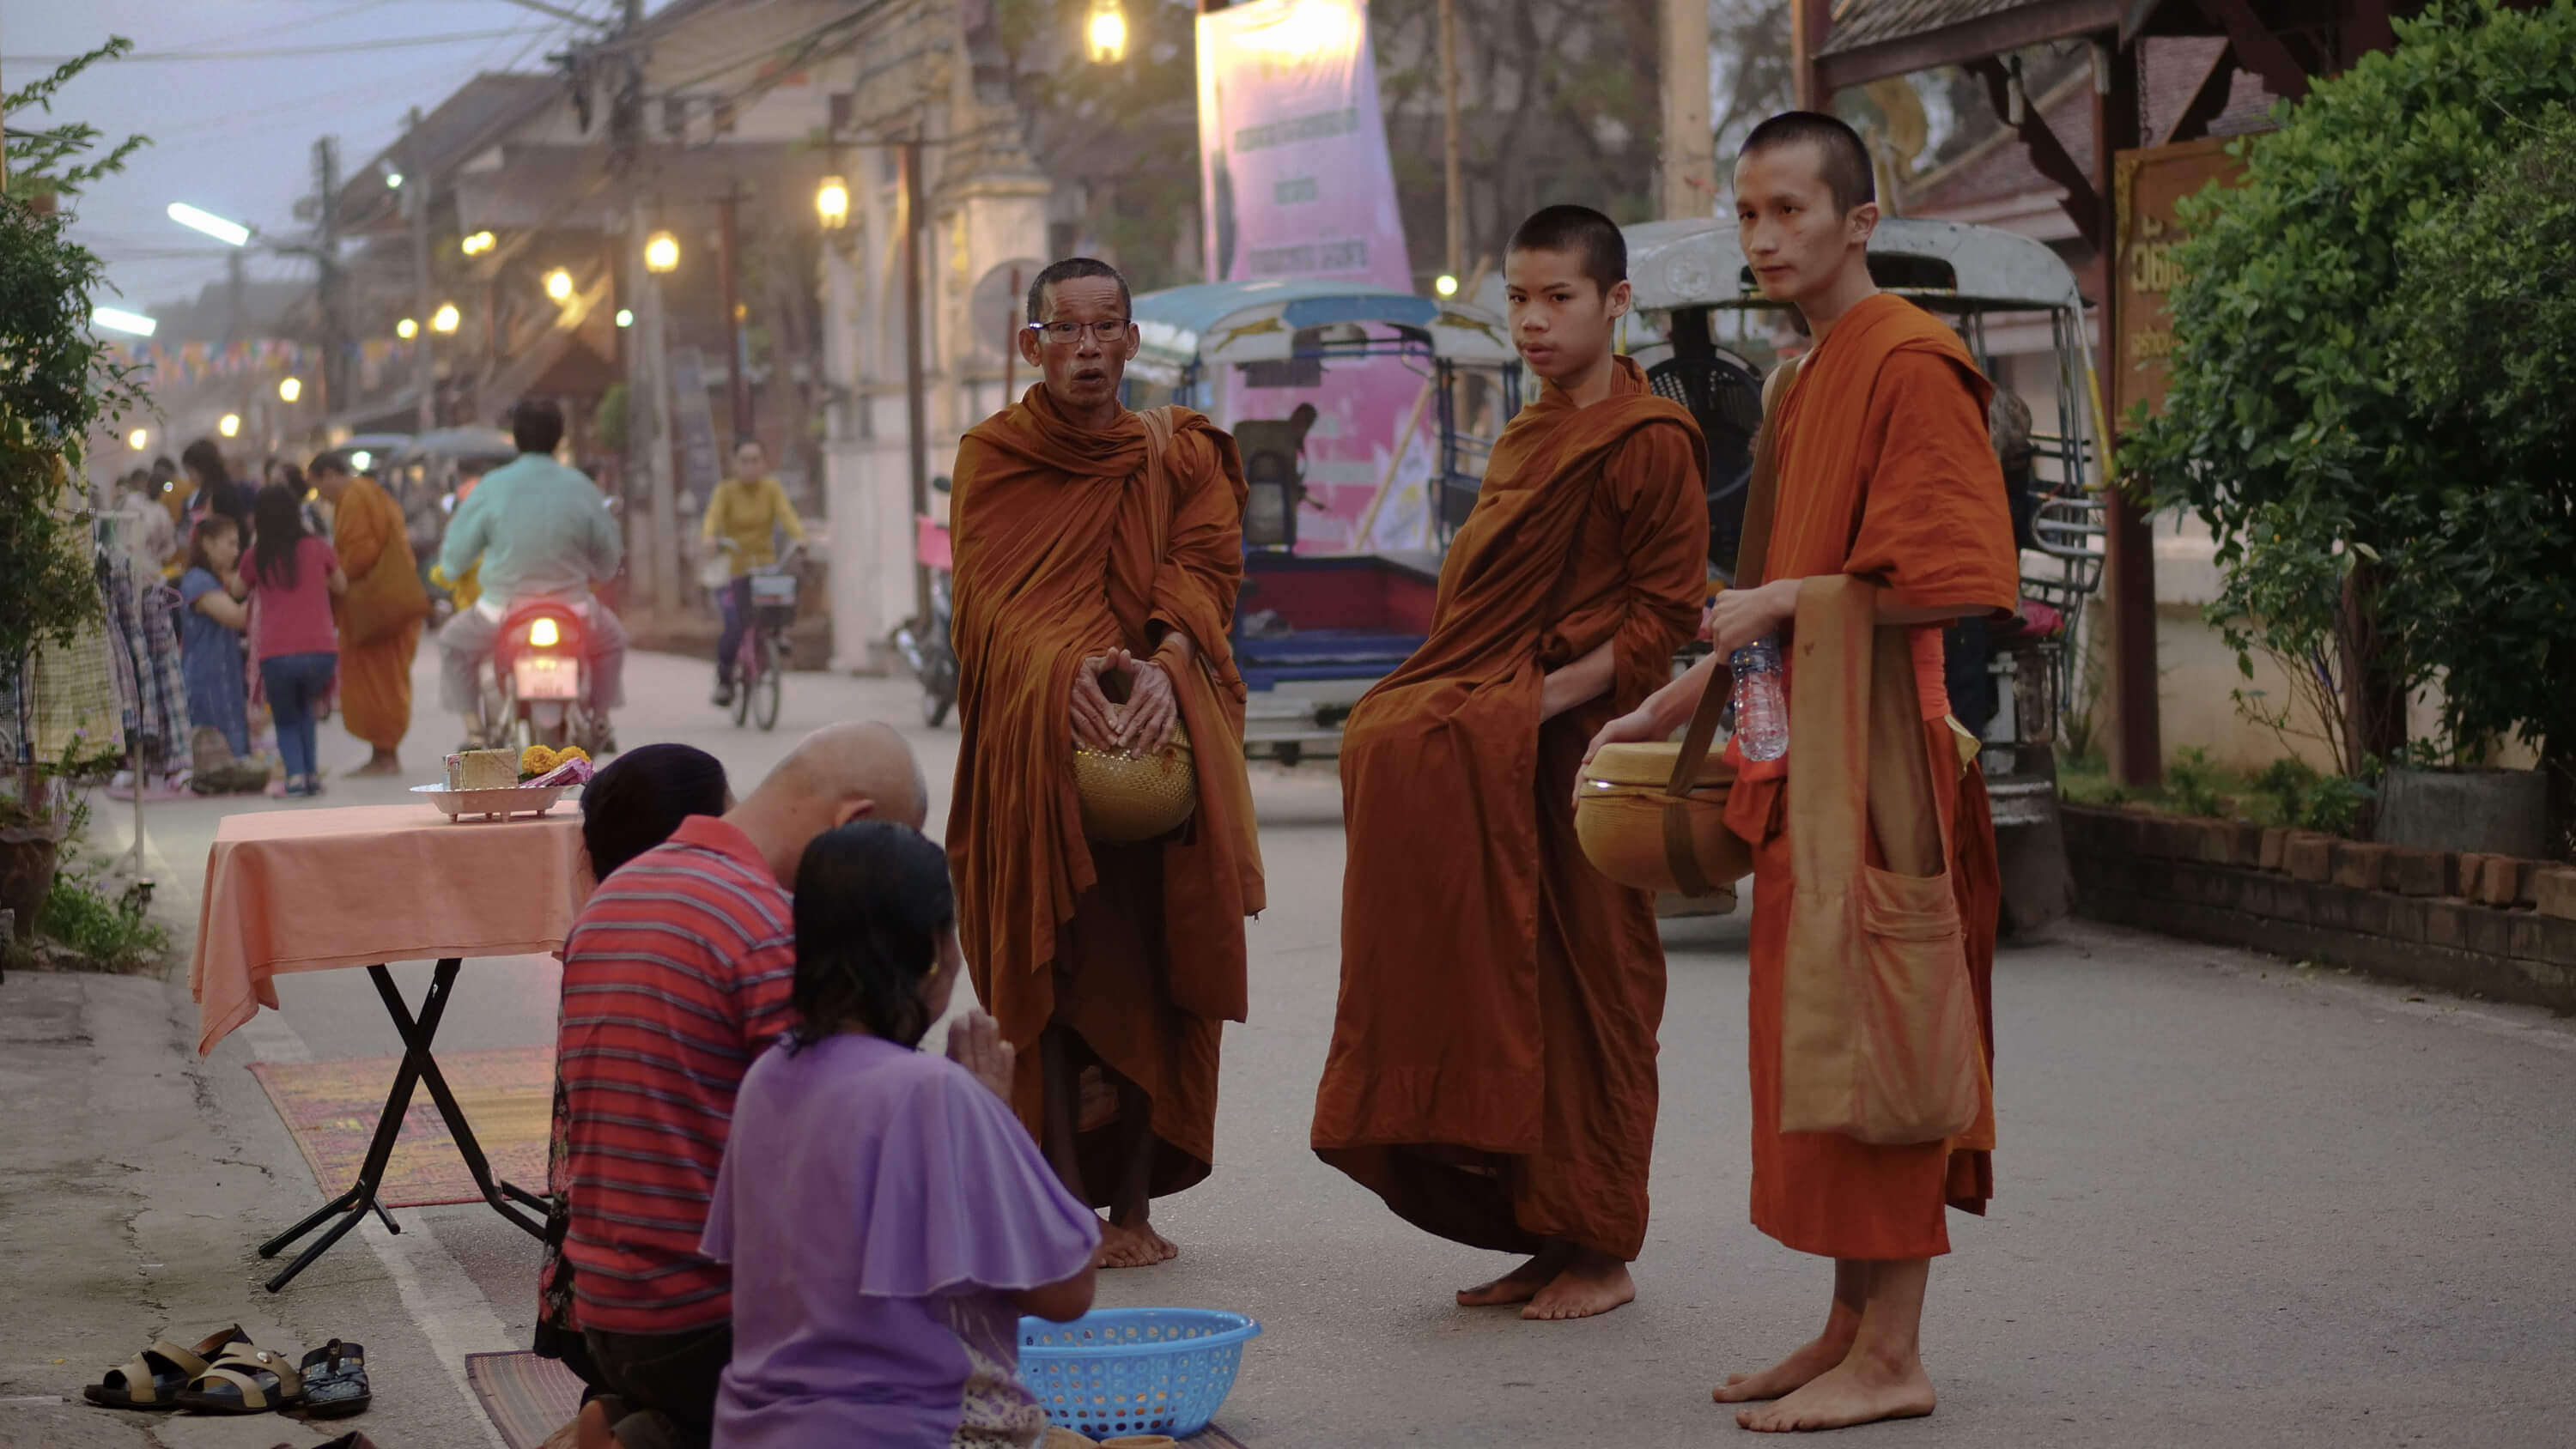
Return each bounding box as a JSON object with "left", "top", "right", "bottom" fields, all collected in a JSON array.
[{"left": 556, "top": 721, "right": 927, "bottom": 1448}]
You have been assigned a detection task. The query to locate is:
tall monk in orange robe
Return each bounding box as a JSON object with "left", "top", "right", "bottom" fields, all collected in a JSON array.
[
  {"left": 1590, "top": 113, "right": 2020, "bottom": 1431},
  {"left": 948, "top": 258, "right": 1265, "bottom": 1269},
  {"left": 310, "top": 452, "right": 427, "bottom": 776},
  {"left": 1315, "top": 206, "right": 1709, "bottom": 1320}
]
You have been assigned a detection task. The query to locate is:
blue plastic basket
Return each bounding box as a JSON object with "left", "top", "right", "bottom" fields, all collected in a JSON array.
[{"left": 1018, "top": 1307, "right": 1262, "bottom": 1439}]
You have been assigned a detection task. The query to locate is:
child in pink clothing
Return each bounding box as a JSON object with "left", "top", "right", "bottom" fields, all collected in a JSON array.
[{"left": 243, "top": 479, "right": 345, "bottom": 796}]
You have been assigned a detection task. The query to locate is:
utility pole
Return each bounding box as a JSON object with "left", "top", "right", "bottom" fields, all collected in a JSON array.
[
  {"left": 313, "top": 136, "right": 345, "bottom": 421},
  {"left": 899, "top": 137, "right": 931, "bottom": 625},
  {"left": 717, "top": 180, "right": 751, "bottom": 441},
  {"left": 1437, "top": 0, "right": 1463, "bottom": 278},
  {"left": 604, "top": 0, "right": 679, "bottom": 620},
  {"left": 1659, "top": 0, "right": 1714, "bottom": 219},
  {"left": 407, "top": 107, "right": 436, "bottom": 433}
]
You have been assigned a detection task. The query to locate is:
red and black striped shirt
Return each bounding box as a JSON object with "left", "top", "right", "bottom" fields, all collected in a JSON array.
[{"left": 557, "top": 814, "right": 795, "bottom": 1336}]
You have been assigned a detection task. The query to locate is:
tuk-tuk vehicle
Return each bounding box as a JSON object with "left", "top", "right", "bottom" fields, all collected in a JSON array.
[
  {"left": 1622, "top": 216, "right": 2105, "bottom": 933},
  {"left": 1121, "top": 279, "right": 1521, "bottom": 762}
]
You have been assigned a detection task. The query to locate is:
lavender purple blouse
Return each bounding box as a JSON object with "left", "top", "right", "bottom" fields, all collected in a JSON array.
[{"left": 700, "top": 1032, "right": 1101, "bottom": 1448}]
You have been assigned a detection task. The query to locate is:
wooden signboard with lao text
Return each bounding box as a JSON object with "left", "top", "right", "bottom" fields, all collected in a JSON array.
[{"left": 2113, "top": 136, "right": 2250, "bottom": 421}]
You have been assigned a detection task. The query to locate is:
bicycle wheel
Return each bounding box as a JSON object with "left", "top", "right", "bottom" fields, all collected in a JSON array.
[
  {"left": 730, "top": 645, "right": 753, "bottom": 727},
  {"left": 752, "top": 634, "right": 783, "bottom": 731}
]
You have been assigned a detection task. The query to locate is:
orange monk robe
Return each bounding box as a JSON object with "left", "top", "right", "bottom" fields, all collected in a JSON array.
[
  {"left": 1722, "top": 292, "right": 2020, "bottom": 1262},
  {"left": 1314, "top": 358, "right": 1709, "bottom": 1260},
  {"left": 330, "top": 476, "right": 427, "bottom": 752},
  {"left": 947, "top": 385, "right": 1266, "bottom": 1205}
]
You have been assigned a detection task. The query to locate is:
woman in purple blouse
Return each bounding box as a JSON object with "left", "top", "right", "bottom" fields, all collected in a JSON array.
[{"left": 702, "top": 822, "right": 1101, "bottom": 1448}]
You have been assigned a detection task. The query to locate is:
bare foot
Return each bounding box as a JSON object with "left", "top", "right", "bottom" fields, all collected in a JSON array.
[
  {"left": 1712, "top": 1331, "right": 1856, "bottom": 1404},
  {"left": 1457, "top": 1244, "right": 1570, "bottom": 1308},
  {"left": 1522, "top": 1248, "right": 1634, "bottom": 1321},
  {"left": 1097, "top": 1217, "right": 1177, "bottom": 1268},
  {"left": 1735, "top": 1353, "right": 1935, "bottom": 1433},
  {"left": 349, "top": 752, "right": 404, "bottom": 778}
]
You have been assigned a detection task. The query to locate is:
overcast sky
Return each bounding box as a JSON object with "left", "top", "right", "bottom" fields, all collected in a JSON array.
[{"left": 6, "top": 0, "right": 659, "bottom": 315}]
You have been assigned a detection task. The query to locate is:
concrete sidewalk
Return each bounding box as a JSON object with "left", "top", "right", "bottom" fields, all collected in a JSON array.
[{"left": 9, "top": 648, "right": 2576, "bottom": 1447}]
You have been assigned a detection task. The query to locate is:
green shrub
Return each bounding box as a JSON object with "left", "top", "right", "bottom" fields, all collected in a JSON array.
[
  {"left": 2166, "top": 747, "right": 2228, "bottom": 818},
  {"left": 2123, "top": 1, "right": 2576, "bottom": 771}
]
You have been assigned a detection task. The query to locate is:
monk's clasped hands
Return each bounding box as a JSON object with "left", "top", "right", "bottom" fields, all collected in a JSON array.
[{"left": 1069, "top": 648, "right": 1181, "bottom": 755}]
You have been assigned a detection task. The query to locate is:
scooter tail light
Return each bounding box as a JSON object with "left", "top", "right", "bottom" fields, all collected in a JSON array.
[{"left": 528, "top": 616, "right": 561, "bottom": 648}]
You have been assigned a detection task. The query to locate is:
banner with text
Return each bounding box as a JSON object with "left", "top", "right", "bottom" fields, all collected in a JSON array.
[{"left": 1197, "top": 0, "right": 1427, "bottom": 551}]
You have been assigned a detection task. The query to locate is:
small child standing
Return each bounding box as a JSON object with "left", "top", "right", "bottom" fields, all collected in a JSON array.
[
  {"left": 699, "top": 822, "right": 1099, "bottom": 1449},
  {"left": 176, "top": 515, "right": 252, "bottom": 760},
  {"left": 243, "top": 479, "right": 345, "bottom": 797}
]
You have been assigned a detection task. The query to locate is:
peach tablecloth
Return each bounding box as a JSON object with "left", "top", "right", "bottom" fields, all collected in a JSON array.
[{"left": 191, "top": 803, "right": 592, "bottom": 1055}]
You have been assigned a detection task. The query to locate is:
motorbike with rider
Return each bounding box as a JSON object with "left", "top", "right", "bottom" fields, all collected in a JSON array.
[{"left": 435, "top": 398, "right": 627, "bottom": 754}]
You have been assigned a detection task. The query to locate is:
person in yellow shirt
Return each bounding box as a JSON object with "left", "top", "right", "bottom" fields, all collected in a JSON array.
[{"left": 700, "top": 440, "right": 807, "bottom": 706}]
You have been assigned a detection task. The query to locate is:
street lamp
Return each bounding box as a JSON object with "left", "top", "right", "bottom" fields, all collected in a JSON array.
[
  {"left": 644, "top": 230, "right": 680, "bottom": 274},
  {"left": 430, "top": 302, "right": 461, "bottom": 334},
  {"left": 816, "top": 176, "right": 850, "bottom": 230},
  {"left": 1086, "top": 0, "right": 1128, "bottom": 62},
  {"left": 167, "top": 202, "right": 251, "bottom": 247},
  {"left": 397, "top": 318, "right": 419, "bottom": 340},
  {"left": 615, "top": 308, "right": 635, "bottom": 328},
  {"left": 544, "top": 267, "right": 574, "bottom": 302},
  {"left": 92, "top": 306, "right": 158, "bottom": 336},
  {"left": 278, "top": 377, "right": 302, "bottom": 403},
  {"left": 386, "top": 171, "right": 404, "bottom": 190},
  {"left": 462, "top": 230, "right": 496, "bottom": 256},
  {"left": 218, "top": 413, "right": 240, "bottom": 438},
  {"left": 128, "top": 428, "right": 149, "bottom": 452},
  {"left": 1434, "top": 274, "right": 1460, "bottom": 297}
]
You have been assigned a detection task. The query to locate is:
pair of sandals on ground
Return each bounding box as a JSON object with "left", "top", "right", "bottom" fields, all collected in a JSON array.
[{"left": 84, "top": 1324, "right": 370, "bottom": 1420}]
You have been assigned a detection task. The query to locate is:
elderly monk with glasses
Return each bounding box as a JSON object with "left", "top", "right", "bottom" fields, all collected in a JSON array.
[{"left": 945, "top": 257, "right": 1266, "bottom": 1269}]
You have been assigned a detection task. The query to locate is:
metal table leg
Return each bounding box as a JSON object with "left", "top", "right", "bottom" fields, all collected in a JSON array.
[{"left": 257, "top": 957, "right": 544, "bottom": 1292}]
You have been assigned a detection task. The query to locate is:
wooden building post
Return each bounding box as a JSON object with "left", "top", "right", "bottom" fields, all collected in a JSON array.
[{"left": 2093, "top": 37, "right": 2161, "bottom": 786}]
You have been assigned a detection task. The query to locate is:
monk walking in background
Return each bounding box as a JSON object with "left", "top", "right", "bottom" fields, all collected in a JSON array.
[
  {"left": 310, "top": 452, "right": 427, "bottom": 777},
  {"left": 1315, "top": 205, "right": 1708, "bottom": 1320},
  {"left": 946, "top": 258, "right": 1265, "bottom": 1269},
  {"left": 1589, "top": 112, "right": 2020, "bottom": 1430}
]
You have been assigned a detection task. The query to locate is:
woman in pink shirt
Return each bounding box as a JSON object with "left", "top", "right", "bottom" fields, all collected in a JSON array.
[{"left": 245, "top": 479, "right": 346, "bottom": 797}]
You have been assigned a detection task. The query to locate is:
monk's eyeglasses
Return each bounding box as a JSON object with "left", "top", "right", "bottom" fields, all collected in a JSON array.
[{"left": 1027, "top": 318, "right": 1133, "bottom": 347}]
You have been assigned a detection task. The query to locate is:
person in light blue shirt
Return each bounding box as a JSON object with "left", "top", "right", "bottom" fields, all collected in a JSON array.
[{"left": 436, "top": 398, "right": 628, "bottom": 748}]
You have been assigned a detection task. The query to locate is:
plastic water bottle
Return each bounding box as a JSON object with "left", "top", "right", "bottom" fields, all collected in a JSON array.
[{"left": 1730, "top": 634, "right": 1789, "bottom": 761}]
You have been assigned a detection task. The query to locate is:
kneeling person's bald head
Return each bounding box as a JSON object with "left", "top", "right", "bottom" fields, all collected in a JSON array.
[{"left": 758, "top": 720, "right": 927, "bottom": 829}]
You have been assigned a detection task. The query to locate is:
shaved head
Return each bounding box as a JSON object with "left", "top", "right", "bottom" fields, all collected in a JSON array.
[
  {"left": 1507, "top": 203, "right": 1627, "bottom": 297},
  {"left": 731, "top": 721, "right": 928, "bottom": 885},
  {"left": 761, "top": 720, "right": 927, "bottom": 828},
  {"left": 1739, "top": 111, "right": 1874, "bottom": 217}
]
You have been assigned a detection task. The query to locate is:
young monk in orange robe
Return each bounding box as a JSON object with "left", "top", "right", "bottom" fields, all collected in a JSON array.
[
  {"left": 1314, "top": 206, "right": 1710, "bottom": 1320},
  {"left": 1589, "top": 112, "right": 2020, "bottom": 1430},
  {"left": 947, "top": 258, "right": 1265, "bottom": 1269},
  {"left": 310, "top": 452, "right": 426, "bottom": 777}
]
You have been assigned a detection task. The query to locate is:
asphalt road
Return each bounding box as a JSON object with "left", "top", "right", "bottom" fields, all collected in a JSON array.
[{"left": 16, "top": 646, "right": 2576, "bottom": 1449}]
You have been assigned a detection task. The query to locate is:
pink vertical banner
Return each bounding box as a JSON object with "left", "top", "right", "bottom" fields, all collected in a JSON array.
[{"left": 1197, "top": 0, "right": 1431, "bottom": 553}]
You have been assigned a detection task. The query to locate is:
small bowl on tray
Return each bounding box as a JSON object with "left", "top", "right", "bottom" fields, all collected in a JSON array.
[{"left": 411, "top": 781, "right": 577, "bottom": 822}]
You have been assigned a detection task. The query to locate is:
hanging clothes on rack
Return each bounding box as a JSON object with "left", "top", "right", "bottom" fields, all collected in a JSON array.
[{"left": 94, "top": 538, "right": 191, "bottom": 778}]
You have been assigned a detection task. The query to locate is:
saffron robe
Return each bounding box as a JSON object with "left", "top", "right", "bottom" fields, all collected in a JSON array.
[
  {"left": 1723, "top": 292, "right": 2020, "bottom": 1260},
  {"left": 947, "top": 385, "right": 1266, "bottom": 1205},
  {"left": 1314, "top": 359, "right": 1709, "bottom": 1260},
  {"left": 330, "top": 476, "right": 426, "bottom": 751}
]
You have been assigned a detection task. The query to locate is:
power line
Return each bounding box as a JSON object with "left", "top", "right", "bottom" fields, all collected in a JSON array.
[{"left": 4, "top": 27, "right": 551, "bottom": 65}]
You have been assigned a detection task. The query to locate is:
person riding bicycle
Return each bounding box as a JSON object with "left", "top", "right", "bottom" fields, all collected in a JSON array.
[
  {"left": 699, "top": 439, "right": 805, "bottom": 708},
  {"left": 436, "top": 398, "right": 627, "bottom": 749}
]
